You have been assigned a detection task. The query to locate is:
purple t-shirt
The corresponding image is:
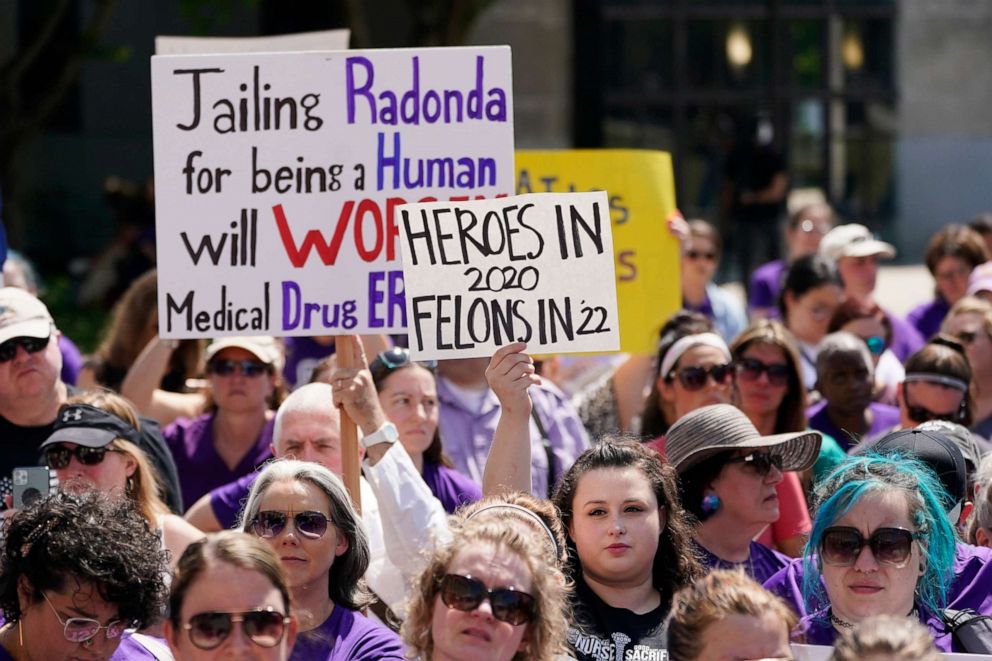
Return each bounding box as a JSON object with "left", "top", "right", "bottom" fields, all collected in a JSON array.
[
  {"left": 437, "top": 378, "right": 589, "bottom": 499},
  {"left": 798, "top": 607, "right": 952, "bottom": 651},
  {"left": 59, "top": 334, "right": 84, "bottom": 386},
  {"left": 907, "top": 296, "right": 951, "bottom": 341},
  {"left": 421, "top": 460, "right": 481, "bottom": 514},
  {"left": 109, "top": 633, "right": 168, "bottom": 659},
  {"left": 806, "top": 401, "right": 901, "bottom": 452},
  {"left": 748, "top": 259, "right": 787, "bottom": 315},
  {"left": 210, "top": 471, "right": 259, "bottom": 529},
  {"left": 695, "top": 540, "right": 791, "bottom": 585},
  {"left": 282, "top": 336, "right": 335, "bottom": 389},
  {"left": 290, "top": 605, "right": 404, "bottom": 660},
  {"left": 164, "top": 413, "right": 274, "bottom": 510},
  {"left": 764, "top": 543, "right": 992, "bottom": 618},
  {"left": 885, "top": 306, "right": 925, "bottom": 363}
]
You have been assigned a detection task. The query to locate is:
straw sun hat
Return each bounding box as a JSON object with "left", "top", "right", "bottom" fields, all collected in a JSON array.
[{"left": 665, "top": 404, "right": 822, "bottom": 474}]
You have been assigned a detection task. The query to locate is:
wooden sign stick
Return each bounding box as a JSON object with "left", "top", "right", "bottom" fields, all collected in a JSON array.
[{"left": 335, "top": 335, "right": 362, "bottom": 514}]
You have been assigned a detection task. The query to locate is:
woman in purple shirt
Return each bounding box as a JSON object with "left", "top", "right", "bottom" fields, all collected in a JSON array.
[
  {"left": 167, "top": 532, "right": 299, "bottom": 660},
  {"left": 240, "top": 460, "right": 404, "bottom": 661},
  {"left": 368, "top": 347, "right": 482, "bottom": 513}
]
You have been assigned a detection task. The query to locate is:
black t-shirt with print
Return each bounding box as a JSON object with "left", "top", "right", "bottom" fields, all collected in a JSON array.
[{"left": 567, "top": 575, "right": 670, "bottom": 661}]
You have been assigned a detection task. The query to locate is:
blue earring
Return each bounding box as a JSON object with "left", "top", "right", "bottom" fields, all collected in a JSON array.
[{"left": 701, "top": 494, "right": 721, "bottom": 515}]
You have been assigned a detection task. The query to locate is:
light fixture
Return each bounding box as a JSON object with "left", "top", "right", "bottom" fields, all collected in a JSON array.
[
  {"left": 726, "top": 24, "right": 753, "bottom": 69},
  {"left": 842, "top": 28, "right": 864, "bottom": 70}
]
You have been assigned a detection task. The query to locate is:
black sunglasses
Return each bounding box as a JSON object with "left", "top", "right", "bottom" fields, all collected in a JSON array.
[
  {"left": 250, "top": 510, "right": 329, "bottom": 540},
  {"left": 370, "top": 347, "right": 437, "bottom": 385},
  {"left": 903, "top": 386, "right": 966, "bottom": 425},
  {"left": 44, "top": 444, "right": 121, "bottom": 470},
  {"left": 725, "top": 452, "right": 784, "bottom": 476},
  {"left": 686, "top": 250, "right": 717, "bottom": 261},
  {"left": 0, "top": 335, "right": 49, "bottom": 363},
  {"left": 183, "top": 609, "right": 290, "bottom": 650},
  {"left": 667, "top": 363, "right": 733, "bottom": 391},
  {"left": 207, "top": 359, "right": 270, "bottom": 377},
  {"left": 820, "top": 526, "right": 919, "bottom": 568},
  {"left": 735, "top": 358, "right": 790, "bottom": 387},
  {"left": 439, "top": 574, "right": 536, "bottom": 626}
]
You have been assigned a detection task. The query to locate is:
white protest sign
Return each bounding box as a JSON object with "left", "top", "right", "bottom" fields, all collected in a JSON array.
[
  {"left": 155, "top": 29, "right": 351, "bottom": 55},
  {"left": 398, "top": 191, "right": 620, "bottom": 360},
  {"left": 151, "top": 47, "right": 514, "bottom": 338}
]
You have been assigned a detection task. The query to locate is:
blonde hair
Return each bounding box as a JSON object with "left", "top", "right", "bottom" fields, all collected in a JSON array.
[
  {"left": 667, "top": 569, "right": 798, "bottom": 661},
  {"left": 943, "top": 296, "right": 992, "bottom": 340},
  {"left": 402, "top": 521, "right": 569, "bottom": 661},
  {"left": 64, "top": 391, "right": 169, "bottom": 523},
  {"left": 454, "top": 492, "right": 567, "bottom": 567},
  {"left": 830, "top": 615, "right": 940, "bottom": 661}
]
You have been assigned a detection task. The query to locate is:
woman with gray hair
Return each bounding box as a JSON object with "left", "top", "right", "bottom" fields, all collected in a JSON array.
[
  {"left": 239, "top": 459, "right": 404, "bottom": 660},
  {"left": 806, "top": 331, "right": 900, "bottom": 450}
]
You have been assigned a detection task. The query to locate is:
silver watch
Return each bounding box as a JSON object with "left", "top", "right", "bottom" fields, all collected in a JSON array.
[{"left": 360, "top": 422, "right": 399, "bottom": 449}]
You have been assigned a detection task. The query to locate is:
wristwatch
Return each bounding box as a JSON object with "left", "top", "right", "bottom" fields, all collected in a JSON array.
[{"left": 360, "top": 422, "right": 399, "bottom": 449}]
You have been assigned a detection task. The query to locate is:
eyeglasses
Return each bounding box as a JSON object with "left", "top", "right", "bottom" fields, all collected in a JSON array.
[
  {"left": 735, "top": 358, "right": 790, "bottom": 387},
  {"left": 207, "top": 359, "right": 270, "bottom": 377},
  {"left": 820, "top": 526, "right": 919, "bottom": 568},
  {"left": 799, "top": 219, "right": 831, "bottom": 235},
  {"left": 667, "top": 363, "right": 734, "bottom": 391},
  {"left": 903, "top": 386, "right": 966, "bottom": 425},
  {"left": 183, "top": 608, "right": 290, "bottom": 650},
  {"left": 371, "top": 347, "right": 437, "bottom": 373},
  {"left": 250, "top": 510, "right": 329, "bottom": 540},
  {"left": 43, "top": 444, "right": 121, "bottom": 470},
  {"left": 42, "top": 592, "right": 127, "bottom": 643},
  {"left": 725, "top": 452, "right": 784, "bottom": 476},
  {"left": 0, "top": 335, "right": 49, "bottom": 363},
  {"left": 863, "top": 335, "right": 886, "bottom": 356},
  {"left": 686, "top": 250, "right": 717, "bottom": 262},
  {"left": 438, "top": 574, "right": 536, "bottom": 625}
]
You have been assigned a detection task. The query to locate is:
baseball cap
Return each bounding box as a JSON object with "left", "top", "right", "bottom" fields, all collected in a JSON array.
[
  {"left": 868, "top": 428, "right": 967, "bottom": 511},
  {"left": 665, "top": 404, "right": 822, "bottom": 474},
  {"left": 819, "top": 224, "right": 896, "bottom": 262},
  {"left": 41, "top": 403, "right": 141, "bottom": 449},
  {"left": 205, "top": 336, "right": 282, "bottom": 370},
  {"left": 916, "top": 420, "right": 982, "bottom": 475},
  {"left": 0, "top": 287, "right": 54, "bottom": 345},
  {"left": 967, "top": 261, "right": 992, "bottom": 297}
]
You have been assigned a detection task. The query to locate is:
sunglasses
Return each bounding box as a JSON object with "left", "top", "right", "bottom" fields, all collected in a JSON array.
[
  {"left": 439, "top": 574, "right": 536, "bottom": 626},
  {"left": 863, "top": 335, "right": 886, "bottom": 356},
  {"left": 250, "top": 510, "right": 329, "bottom": 540},
  {"left": 820, "top": 526, "right": 918, "bottom": 568},
  {"left": 686, "top": 250, "right": 717, "bottom": 261},
  {"left": 371, "top": 347, "right": 437, "bottom": 374},
  {"left": 43, "top": 592, "right": 127, "bottom": 643},
  {"left": 735, "top": 358, "right": 790, "bottom": 387},
  {"left": 725, "top": 452, "right": 784, "bottom": 476},
  {"left": 183, "top": 609, "right": 290, "bottom": 650},
  {"left": 955, "top": 331, "right": 978, "bottom": 345},
  {"left": 667, "top": 363, "right": 734, "bottom": 391},
  {"left": 0, "top": 335, "right": 49, "bottom": 363},
  {"left": 903, "top": 386, "right": 966, "bottom": 425},
  {"left": 207, "top": 359, "right": 270, "bottom": 377},
  {"left": 44, "top": 444, "right": 121, "bottom": 470}
]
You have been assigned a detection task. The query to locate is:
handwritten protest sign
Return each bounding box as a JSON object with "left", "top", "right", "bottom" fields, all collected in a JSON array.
[
  {"left": 398, "top": 191, "right": 620, "bottom": 360},
  {"left": 152, "top": 47, "right": 513, "bottom": 339},
  {"left": 516, "top": 150, "right": 680, "bottom": 354}
]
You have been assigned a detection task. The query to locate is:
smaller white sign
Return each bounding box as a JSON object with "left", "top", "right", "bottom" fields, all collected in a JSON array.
[{"left": 398, "top": 191, "right": 620, "bottom": 360}]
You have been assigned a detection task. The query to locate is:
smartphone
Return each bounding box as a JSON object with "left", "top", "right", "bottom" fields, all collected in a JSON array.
[{"left": 12, "top": 467, "right": 58, "bottom": 509}]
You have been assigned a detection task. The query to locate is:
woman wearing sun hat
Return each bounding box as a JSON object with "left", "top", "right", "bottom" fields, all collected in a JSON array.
[{"left": 665, "top": 403, "right": 821, "bottom": 583}]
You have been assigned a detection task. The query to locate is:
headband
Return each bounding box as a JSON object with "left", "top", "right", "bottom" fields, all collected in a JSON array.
[
  {"left": 660, "top": 332, "right": 732, "bottom": 379},
  {"left": 904, "top": 372, "right": 969, "bottom": 393},
  {"left": 465, "top": 503, "right": 559, "bottom": 559}
]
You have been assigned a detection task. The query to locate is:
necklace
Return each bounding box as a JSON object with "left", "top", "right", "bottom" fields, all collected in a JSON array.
[{"left": 830, "top": 607, "right": 918, "bottom": 631}]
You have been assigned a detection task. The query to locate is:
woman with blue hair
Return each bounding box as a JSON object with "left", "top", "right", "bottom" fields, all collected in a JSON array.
[{"left": 798, "top": 453, "right": 958, "bottom": 650}]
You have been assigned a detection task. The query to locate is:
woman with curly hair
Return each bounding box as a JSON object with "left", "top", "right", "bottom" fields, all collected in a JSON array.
[
  {"left": 239, "top": 460, "right": 404, "bottom": 660},
  {"left": 553, "top": 439, "right": 703, "bottom": 661},
  {"left": 403, "top": 520, "right": 569, "bottom": 661},
  {"left": 0, "top": 491, "right": 170, "bottom": 659}
]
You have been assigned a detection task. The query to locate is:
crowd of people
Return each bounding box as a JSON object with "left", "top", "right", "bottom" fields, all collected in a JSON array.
[{"left": 1, "top": 207, "right": 992, "bottom": 659}]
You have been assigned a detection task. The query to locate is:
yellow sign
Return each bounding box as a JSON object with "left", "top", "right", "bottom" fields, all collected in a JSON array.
[{"left": 516, "top": 150, "right": 680, "bottom": 354}]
